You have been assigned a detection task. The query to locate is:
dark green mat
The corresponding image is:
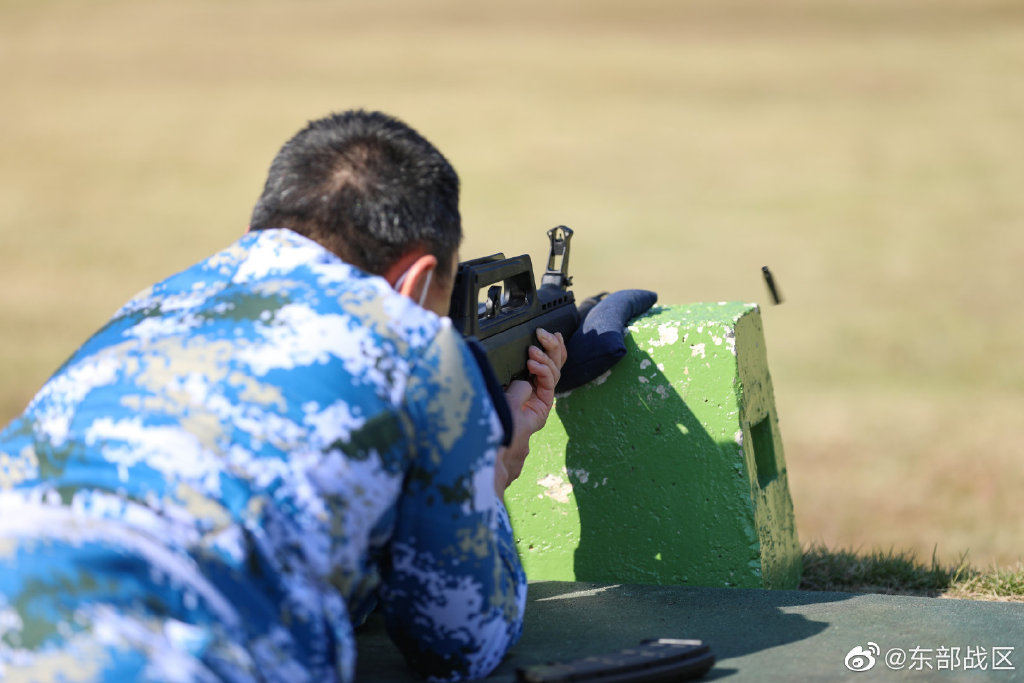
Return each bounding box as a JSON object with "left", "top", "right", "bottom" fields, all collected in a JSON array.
[{"left": 357, "top": 581, "right": 1023, "bottom": 681}]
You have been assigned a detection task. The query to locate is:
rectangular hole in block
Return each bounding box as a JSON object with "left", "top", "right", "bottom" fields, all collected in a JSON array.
[{"left": 750, "top": 415, "right": 778, "bottom": 488}]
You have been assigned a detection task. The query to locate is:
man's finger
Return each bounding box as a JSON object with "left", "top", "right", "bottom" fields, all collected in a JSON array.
[
  {"left": 527, "top": 358, "right": 556, "bottom": 392},
  {"left": 528, "top": 346, "right": 559, "bottom": 389},
  {"left": 505, "top": 379, "right": 534, "bottom": 407},
  {"left": 536, "top": 328, "right": 567, "bottom": 369}
]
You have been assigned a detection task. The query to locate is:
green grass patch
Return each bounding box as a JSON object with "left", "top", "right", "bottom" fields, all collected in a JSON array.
[
  {"left": 945, "top": 562, "right": 1024, "bottom": 603},
  {"left": 800, "top": 543, "right": 1024, "bottom": 602}
]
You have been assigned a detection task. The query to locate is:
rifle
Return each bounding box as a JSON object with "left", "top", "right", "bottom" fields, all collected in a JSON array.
[{"left": 448, "top": 226, "right": 580, "bottom": 387}]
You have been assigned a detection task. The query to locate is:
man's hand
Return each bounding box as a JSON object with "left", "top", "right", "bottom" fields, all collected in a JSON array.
[{"left": 494, "top": 328, "right": 567, "bottom": 496}]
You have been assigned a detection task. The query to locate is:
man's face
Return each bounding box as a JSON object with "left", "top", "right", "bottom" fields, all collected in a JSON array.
[{"left": 422, "top": 251, "right": 460, "bottom": 317}]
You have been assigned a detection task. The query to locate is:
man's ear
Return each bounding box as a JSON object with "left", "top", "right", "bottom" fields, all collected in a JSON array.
[{"left": 387, "top": 252, "right": 438, "bottom": 300}]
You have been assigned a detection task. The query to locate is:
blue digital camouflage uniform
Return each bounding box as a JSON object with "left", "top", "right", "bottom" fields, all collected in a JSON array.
[{"left": 0, "top": 228, "right": 526, "bottom": 682}]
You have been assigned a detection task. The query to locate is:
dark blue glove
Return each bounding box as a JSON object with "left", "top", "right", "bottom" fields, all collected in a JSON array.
[{"left": 556, "top": 289, "right": 658, "bottom": 392}]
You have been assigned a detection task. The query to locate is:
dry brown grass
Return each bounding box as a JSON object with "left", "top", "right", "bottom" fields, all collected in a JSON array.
[
  {"left": 2, "top": 0, "right": 1022, "bottom": 565},
  {"left": 802, "top": 543, "right": 1024, "bottom": 602}
]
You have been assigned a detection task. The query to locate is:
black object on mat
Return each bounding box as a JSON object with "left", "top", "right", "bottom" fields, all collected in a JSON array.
[{"left": 516, "top": 638, "right": 715, "bottom": 683}]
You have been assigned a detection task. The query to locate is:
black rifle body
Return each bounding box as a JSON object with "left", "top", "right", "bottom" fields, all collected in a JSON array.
[{"left": 449, "top": 227, "right": 579, "bottom": 387}]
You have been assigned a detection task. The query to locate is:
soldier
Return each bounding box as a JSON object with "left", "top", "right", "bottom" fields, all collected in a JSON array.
[{"left": 0, "top": 110, "right": 566, "bottom": 682}]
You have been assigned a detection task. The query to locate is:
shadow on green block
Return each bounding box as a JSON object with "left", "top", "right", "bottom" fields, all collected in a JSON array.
[{"left": 556, "top": 336, "right": 765, "bottom": 588}]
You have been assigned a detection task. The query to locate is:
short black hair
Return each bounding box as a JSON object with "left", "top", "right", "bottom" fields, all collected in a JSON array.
[{"left": 249, "top": 110, "right": 462, "bottom": 276}]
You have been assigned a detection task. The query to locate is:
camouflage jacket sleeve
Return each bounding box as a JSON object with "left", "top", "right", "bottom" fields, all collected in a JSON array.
[{"left": 380, "top": 322, "right": 527, "bottom": 681}]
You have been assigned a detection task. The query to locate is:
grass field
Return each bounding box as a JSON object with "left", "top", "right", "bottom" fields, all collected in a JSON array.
[{"left": 2, "top": 0, "right": 1022, "bottom": 569}]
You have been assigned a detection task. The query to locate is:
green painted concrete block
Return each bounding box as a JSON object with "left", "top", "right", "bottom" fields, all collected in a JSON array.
[{"left": 505, "top": 302, "right": 801, "bottom": 589}]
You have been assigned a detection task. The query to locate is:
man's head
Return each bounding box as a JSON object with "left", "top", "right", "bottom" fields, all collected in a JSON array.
[{"left": 249, "top": 110, "right": 462, "bottom": 311}]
